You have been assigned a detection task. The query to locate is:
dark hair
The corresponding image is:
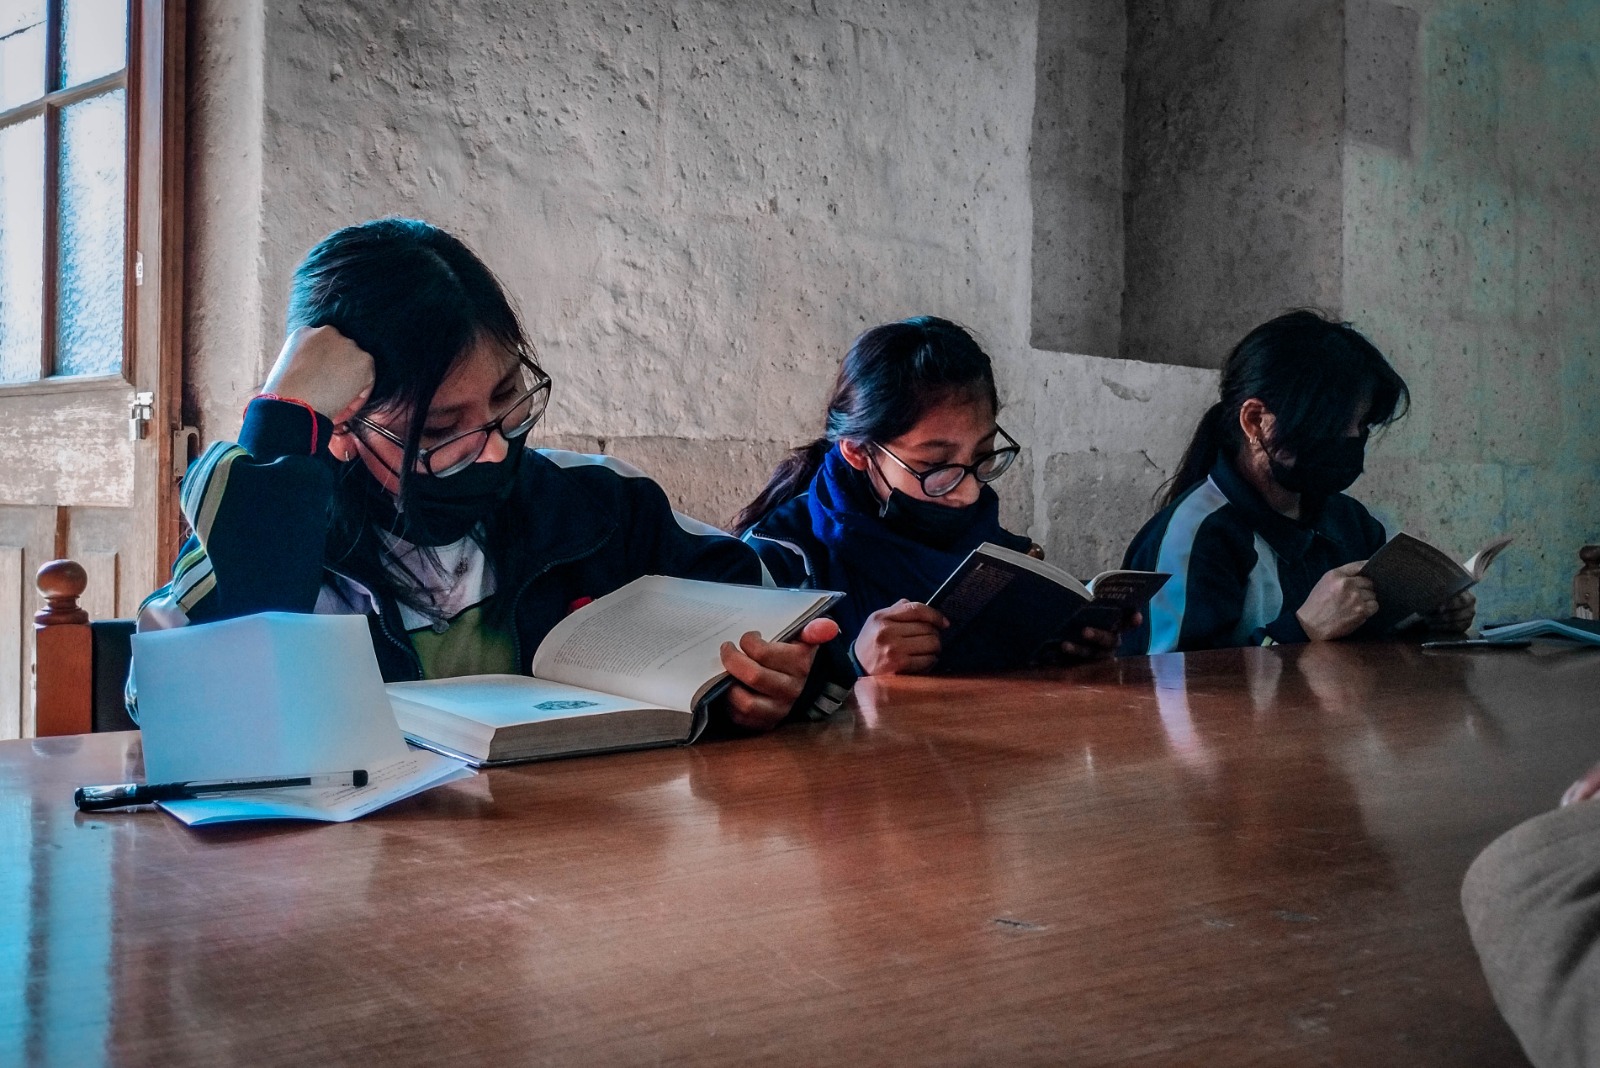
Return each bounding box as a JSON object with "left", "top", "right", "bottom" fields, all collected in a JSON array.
[
  {"left": 731, "top": 316, "right": 999, "bottom": 532},
  {"left": 1161, "top": 309, "right": 1410, "bottom": 507},
  {"left": 288, "top": 217, "right": 534, "bottom": 619}
]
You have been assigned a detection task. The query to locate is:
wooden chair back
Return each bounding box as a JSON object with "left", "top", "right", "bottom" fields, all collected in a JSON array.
[{"left": 34, "top": 560, "right": 138, "bottom": 736}]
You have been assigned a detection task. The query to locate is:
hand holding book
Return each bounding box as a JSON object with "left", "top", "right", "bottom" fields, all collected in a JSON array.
[
  {"left": 852, "top": 596, "right": 1140, "bottom": 675},
  {"left": 1358, "top": 532, "right": 1509, "bottom": 632},
  {"left": 853, "top": 600, "right": 950, "bottom": 676},
  {"left": 1295, "top": 561, "right": 1380, "bottom": 641},
  {"left": 390, "top": 576, "right": 842, "bottom": 765},
  {"left": 918, "top": 543, "right": 1168, "bottom": 674},
  {"left": 1418, "top": 589, "right": 1476, "bottom": 634},
  {"left": 720, "top": 616, "right": 842, "bottom": 729},
  {"left": 1056, "top": 611, "right": 1142, "bottom": 660}
]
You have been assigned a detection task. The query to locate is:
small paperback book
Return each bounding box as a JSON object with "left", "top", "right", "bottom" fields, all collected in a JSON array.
[
  {"left": 387, "top": 575, "right": 841, "bottom": 766},
  {"left": 925, "top": 542, "right": 1169, "bottom": 674},
  {"left": 1359, "top": 532, "right": 1514, "bottom": 631}
]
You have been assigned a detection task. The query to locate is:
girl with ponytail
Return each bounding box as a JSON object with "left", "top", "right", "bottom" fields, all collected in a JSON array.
[
  {"left": 1120, "top": 309, "right": 1474, "bottom": 654},
  {"left": 734, "top": 316, "right": 1130, "bottom": 676}
]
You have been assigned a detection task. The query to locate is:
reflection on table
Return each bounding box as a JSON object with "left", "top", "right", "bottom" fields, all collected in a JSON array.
[{"left": 6, "top": 641, "right": 1597, "bottom": 1066}]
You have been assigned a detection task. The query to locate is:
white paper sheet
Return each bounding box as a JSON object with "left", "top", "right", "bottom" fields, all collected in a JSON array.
[
  {"left": 158, "top": 752, "right": 474, "bottom": 825},
  {"left": 132, "top": 612, "right": 413, "bottom": 783}
]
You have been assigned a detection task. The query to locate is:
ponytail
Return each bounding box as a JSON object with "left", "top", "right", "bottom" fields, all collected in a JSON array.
[
  {"left": 730, "top": 437, "right": 831, "bottom": 534},
  {"left": 1157, "top": 310, "right": 1411, "bottom": 510},
  {"left": 1159, "top": 402, "right": 1229, "bottom": 508}
]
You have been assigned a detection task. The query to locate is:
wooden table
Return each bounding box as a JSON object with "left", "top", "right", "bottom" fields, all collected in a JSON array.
[{"left": 5, "top": 642, "right": 1598, "bottom": 1067}]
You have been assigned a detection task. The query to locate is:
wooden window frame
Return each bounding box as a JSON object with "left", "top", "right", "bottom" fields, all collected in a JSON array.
[
  {"left": 0, "top": 2, "right": 123, "bottom": 387},
  {"left": 0, "top": 0, "right": 184, "bottom": 415},
  {"left": 0, "top": 0, "right": 186, "bottom": 575},
  {"left": 130, "top": 0, "right": 187, "bottom": 574}
]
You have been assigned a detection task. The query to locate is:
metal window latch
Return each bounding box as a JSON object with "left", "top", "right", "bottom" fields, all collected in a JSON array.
[
  {"left": 173, "top": 425, "right": 201, "bottom": 480},
  {"left": 129, "top": 392, "right": 155, "bottom": 441}
]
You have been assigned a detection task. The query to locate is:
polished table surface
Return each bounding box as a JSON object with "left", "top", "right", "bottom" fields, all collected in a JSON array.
[{"left": 5, "top": 642, "right": 1599, "bottom": 1066}]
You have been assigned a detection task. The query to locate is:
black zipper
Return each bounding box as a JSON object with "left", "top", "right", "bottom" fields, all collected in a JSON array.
[
  {"left": 325, "top": 565, "right": 424, "bottom": 680},
  {"left": 507, "top": 525, "right": 617, "bottom": 672}
]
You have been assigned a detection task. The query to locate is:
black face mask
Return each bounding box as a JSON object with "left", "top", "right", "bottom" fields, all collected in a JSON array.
[
  {"left": 369, "top": 437, "right": 526, "bottom": 546},
  {"left": 877, "top": 487, "right": 986, "bottom": 550},
  {"left": 1269, "top": 433, "right": 1366, "bottom": 498}
]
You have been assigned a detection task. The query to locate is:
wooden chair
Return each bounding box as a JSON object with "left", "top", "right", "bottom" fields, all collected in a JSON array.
[{"left": 34, "top": 560, "right": 138, "bottom": 736}]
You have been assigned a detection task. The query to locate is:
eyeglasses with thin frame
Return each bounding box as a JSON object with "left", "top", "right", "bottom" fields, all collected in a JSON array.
[
  {"left": 872, "top": 425, "right": 1021, "bottom": 498},
  {"left": 353, "top": 354, "right": 552, "bottom": 477}
]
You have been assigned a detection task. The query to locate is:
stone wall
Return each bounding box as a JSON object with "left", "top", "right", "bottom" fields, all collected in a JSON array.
[
  {"left": 183, "top": 0, "right": 1597, "bottom": 618},
  {"left": 1348, "top": 0, "right": 1600, "bottom": 619},
  {"left": 1121, "top": 0, "right": 1347, "bottom": 369},
  {"left": 186, "top": 0, "right": 1216, "bottom": 572},
  {"left": 1028, "top": 0, "right": 1125, "bottom": 357}
]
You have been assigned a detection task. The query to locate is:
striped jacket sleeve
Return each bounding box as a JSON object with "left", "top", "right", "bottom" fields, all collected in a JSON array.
[
  {"left": 1122, "top": 482, "right": 1307, "bottom": 654},
  {"left": 138, "top": 398, "right": 339, "bottom": 630}
]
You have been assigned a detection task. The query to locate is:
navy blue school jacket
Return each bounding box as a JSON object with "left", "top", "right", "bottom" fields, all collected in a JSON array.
[
  {"left": 138, "top": 397, "right": 843, "bottom": 718},
  {"left": 1120, "top": 456, "right": 1388, "bottom": 654}
]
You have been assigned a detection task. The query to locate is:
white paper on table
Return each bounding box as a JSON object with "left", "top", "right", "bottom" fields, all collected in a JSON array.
[
  {"left": 159, "top": 751, "right": 475, "bottom": 825},
  {"left": 132, "top": 612, "right": 412, "bottom": 784}
]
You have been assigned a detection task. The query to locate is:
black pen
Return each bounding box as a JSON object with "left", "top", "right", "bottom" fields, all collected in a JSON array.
[{"left": 74, "top": 770, "right": 370, "bottom": 812}]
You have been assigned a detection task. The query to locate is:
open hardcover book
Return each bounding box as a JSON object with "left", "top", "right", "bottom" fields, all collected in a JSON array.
[
  {"left": 1360, "top": 532, "right": 1514, "bottom": 631},
  {"left": 926, "top": 542, "right": 1169, "bottom": 674},
  {"left": 387, "top": 575, "right": 841, "bottom": 766}
]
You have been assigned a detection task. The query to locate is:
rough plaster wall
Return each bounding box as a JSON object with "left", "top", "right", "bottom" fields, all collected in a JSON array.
[
  {"left": 181, "top": 0, "right": 1600, "bottom": 612},
  {"left": 180, "top": 0, "right": 1218, "bottom": 568},
  {"left": 1007, "top": 348, "right": 1215, "bottom": 580},
  {"left": 184, "top": 0, "right": 268, "bottom": 440},
  {"left": 1122, "top": 0, "right": 1347, "bottom": 369},
  {"left": 1028, "top": 0, "right": 1125, "bottom": 356},
  {"left": 251, "top": 0, "right": 1041, "bottom": 527},
  {"left": 1346, "top": 0, "right": 1600, "bottom": 621}
]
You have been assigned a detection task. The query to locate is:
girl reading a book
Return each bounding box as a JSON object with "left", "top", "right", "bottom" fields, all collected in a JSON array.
[
  {"left": 1120, "top": 310, "right": 1475, "bottom": 654},
  {"left": 138, "top": 218, "right": 837, "bottom": 730},
  {"left": 732, "top": 316, "right": 1132, "bottom": 676}
]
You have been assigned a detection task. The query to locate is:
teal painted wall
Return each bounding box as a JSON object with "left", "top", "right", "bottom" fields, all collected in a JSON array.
[{"left": 1348, "top": 0, "right": 1600, "bottom": 621}]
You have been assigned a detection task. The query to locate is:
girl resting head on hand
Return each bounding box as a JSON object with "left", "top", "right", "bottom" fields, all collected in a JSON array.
[{"left": 142, "top": 218, "right": 836, "bottom": 730}]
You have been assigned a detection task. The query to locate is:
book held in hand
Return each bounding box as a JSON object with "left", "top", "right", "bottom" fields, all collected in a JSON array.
[
  {"left": 388, "top": 575, "right": 841, "bottom": 766},
  {"left": 1359, "top": 532, "right": 1514, "bottom": 631},
  {"left": 925, "top": 542, "right": 1169, "bottom": 674}
]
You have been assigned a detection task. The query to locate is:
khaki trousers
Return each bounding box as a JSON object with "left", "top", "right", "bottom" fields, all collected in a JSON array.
[{"left": 1463, "top": 798, "right": 1600, "bottom": 1068}]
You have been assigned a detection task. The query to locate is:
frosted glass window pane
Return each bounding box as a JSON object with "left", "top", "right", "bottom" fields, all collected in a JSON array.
[
  {"left": 0, "top": 117, "right": 45, "bottom": 384},
  {"left": 59, "top": 0, "right": 127, "bottom": 89},
  {"left": 55, "top": 90, "right": 125, "bottom": 378},
  {"left": 0, "top": 4, "right": 47, "bottom": 112},
  {"left": 0, "top": 0, "right": 45, "bottom": 36}
]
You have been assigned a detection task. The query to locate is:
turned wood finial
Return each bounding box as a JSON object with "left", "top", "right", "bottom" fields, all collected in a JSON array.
[
  {"left": 35, "top": 559, "right": 89, "bottom": 626},
  {"left": 1576, "top": 547, "right": 1600, "bottom": 621}
]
